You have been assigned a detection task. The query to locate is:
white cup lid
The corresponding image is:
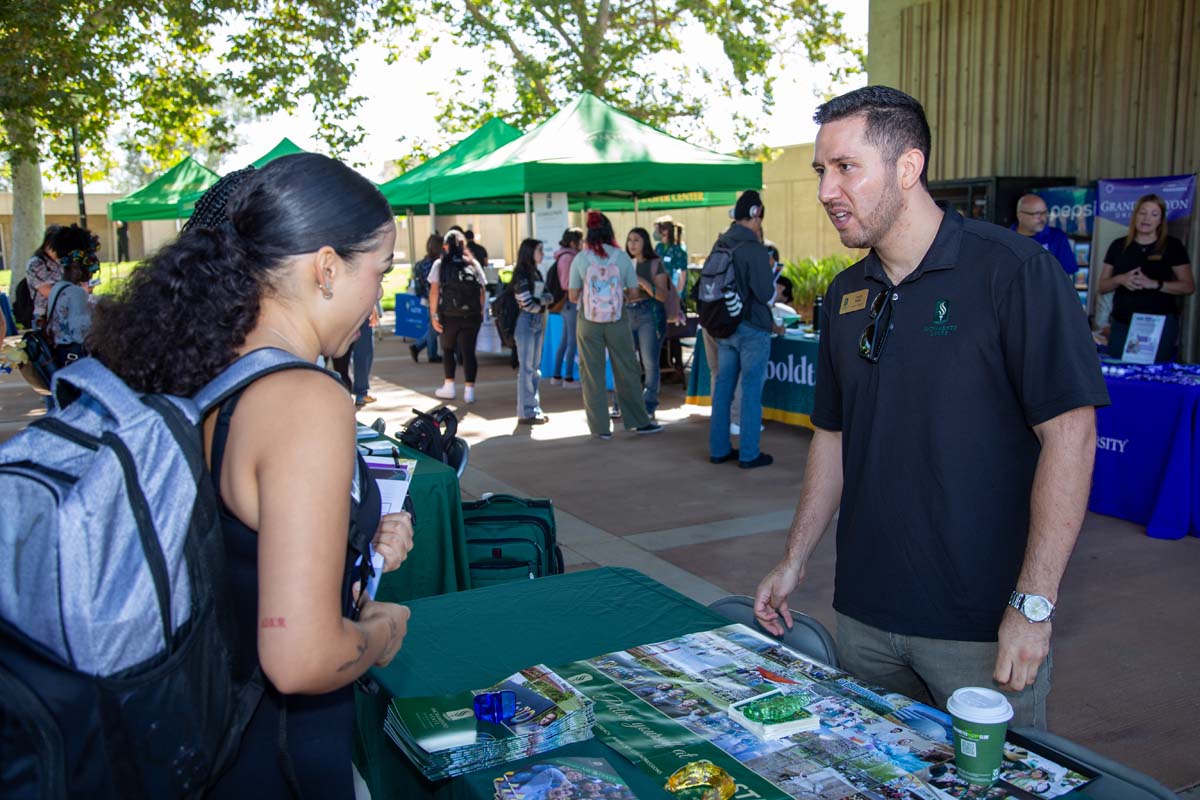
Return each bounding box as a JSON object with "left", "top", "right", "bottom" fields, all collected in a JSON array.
[{"left": 947, "top": 687, "right": 1014, "bottom": 724}]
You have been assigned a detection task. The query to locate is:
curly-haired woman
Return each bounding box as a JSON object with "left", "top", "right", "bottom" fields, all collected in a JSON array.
[{"left": 90, "top": 154, "right": 414, "bottom": 798}]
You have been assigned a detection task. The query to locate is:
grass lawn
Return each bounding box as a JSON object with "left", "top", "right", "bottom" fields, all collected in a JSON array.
[{"left": 4, "top": 264, "right": 415, "bottom": 310}]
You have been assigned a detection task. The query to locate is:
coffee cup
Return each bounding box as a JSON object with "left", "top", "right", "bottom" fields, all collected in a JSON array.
[{"left": 946, "top": 687, "right": 1013, "bottom": 785}]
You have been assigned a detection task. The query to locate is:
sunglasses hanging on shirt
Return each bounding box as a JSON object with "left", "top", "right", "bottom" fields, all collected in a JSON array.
[{"left": 858, "top": 289, "right": 896, "bottom": 363}]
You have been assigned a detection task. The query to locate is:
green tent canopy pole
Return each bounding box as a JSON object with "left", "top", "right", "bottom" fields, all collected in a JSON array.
[
  {"left": 633, "top": 194, "right": 640, "bottom": 227},
  {"left": 429, "top": 202, "right": 436, "bottom": 234},
  {"left": 524, "top": 192, "right": 533, "bottom": 238}
]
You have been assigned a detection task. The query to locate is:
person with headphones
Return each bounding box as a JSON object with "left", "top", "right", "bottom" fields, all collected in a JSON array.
[{"left": 708, "top": 190, "right": 776, "bottom": 469}]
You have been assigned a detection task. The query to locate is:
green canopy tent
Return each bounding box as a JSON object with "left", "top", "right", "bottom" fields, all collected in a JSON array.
[
  {"left": 107, "top": 156, "right": 220, "bottom": 222},
  {"left": 249, "top": 137, "right": 307, "bottom": 169},
  {"left": 432, "top": 92, "right": 761, "bottom": 231},
  {"left": 172, "top": 138, "right": 312, "bottom": 217},
  {"left": 381, "top": 118, "right": 524, "bottom": 215}
]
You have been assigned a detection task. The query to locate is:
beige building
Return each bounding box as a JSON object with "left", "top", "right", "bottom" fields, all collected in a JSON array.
[{"left": 0, "top": 191, "right": 181, "bottom": 271}]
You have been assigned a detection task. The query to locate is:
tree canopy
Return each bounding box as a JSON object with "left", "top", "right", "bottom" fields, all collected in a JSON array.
[{"left": 403, "top": 0, "right": 864, "bottom": 153}]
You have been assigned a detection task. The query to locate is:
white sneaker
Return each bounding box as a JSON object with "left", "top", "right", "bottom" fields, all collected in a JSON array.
[
  {"left": 563, "top": 380, "right": 581, "bottom": 389},
  {"left": 464, "top": 386, "right": 476, "bottom": 404},
  {"left": 549, "top": 377, "right": 562, "bottom": 385},
  {"left": 435, "top": 383, "right": 456, "bottom": 400}
]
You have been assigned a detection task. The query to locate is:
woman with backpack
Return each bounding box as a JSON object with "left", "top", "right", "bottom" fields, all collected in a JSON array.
[
  {"left": 567, "top": 211, "right": 662, "bottom": 439},
  {"left": 429, "top": 229, "right": 487, "bottom": 403},
  {"left": 45, "top": 230, "right": 101, "bottom": 368},
  {"left": 88, "top": 154, "right": 415, "bottom": 798},
  {"left": 512, "top": 238, "right": 551, "bottom": 424},
  {"left": 549, "top": 227, "right": 583, "bottom": 387},
  {"left": 624, "top": 226, "right": 670, "bottom": 418},
  {"left": 408, "top": 233, "right": 443, "bottom": 363}
]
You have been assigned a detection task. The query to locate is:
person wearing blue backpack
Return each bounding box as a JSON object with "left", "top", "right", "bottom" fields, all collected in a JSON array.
[{"left": 83, "top": 154, "right": 416, "bottom": 797}]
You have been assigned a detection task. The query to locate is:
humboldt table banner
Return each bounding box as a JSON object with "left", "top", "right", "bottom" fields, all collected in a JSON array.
[
  {"left": 556, "top": 625, "right": 1095, "bottom": 800},
  {"left": 687, "top": 334, "right": 819, "bottom": 428}
]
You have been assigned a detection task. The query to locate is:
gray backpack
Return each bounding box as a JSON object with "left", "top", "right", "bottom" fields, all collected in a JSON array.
[
  {"left": 0, "top": 348, "right": 319, "bottom": 799},
  {"left": 696, "top": 239, "right": 747, "bottom": 339}
]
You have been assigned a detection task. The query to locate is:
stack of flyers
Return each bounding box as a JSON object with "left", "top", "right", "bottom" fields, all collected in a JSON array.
[
  {"left": 492, "top": 756, "right": 637, "bottom": 800},
  {"left": 385, "top": 666, "right": 595, "bottom": 781},
  {"left": 727, "top": 687, "right": 821, "bottom": 740}
]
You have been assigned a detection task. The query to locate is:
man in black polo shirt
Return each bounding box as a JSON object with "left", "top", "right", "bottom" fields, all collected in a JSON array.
[{"left": 753, "top": 86, "right": 1109, "bottom": 727}]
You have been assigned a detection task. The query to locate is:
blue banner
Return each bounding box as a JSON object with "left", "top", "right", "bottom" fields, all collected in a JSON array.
[{"left": 1096, "top": 174, "right": 1196, "bottom": 225}]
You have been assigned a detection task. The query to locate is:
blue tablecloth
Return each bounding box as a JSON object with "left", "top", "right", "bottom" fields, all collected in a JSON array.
[
  {"left": 393, "top": 292, "right": 429, "bottom": 339},
  {"left": 1088, "top": 371, "right": 1200, "bottom": 539},
  {"left": 686, "top": 331, "right": 820, "bottom": 428},
  {"left": 540, "top": 311, "right": 613, "bottom": 390}
]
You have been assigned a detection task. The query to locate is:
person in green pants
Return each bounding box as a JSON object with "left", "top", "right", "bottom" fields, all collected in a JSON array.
[{"left": 568, "top": 211, "right": 664, "bottom": 440}]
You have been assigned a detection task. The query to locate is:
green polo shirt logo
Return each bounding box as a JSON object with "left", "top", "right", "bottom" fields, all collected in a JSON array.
[{"left": 924, "top": 299, "right": 958, "bottom": 336}]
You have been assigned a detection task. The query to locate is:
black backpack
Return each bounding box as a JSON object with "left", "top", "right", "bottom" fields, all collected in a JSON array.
[
  {"left": 411, "top": 258, "right": 432, "bottom": 300},
  {"left": 544, "top": 261, "right": 566, "bottom": 307},
  {"left": 397, "top": 406, "right": 458, "bottom": 463},
  {"left": 696, "top": 240, "right": 747, "bottom": 339},
  {"left": 12, "top": 278, "right": 34, "bottom": 329},
  {"left": 490, "top": 285, "right": 519, "bottom": 349},
  {"left": 437, "top": 255, "right": 482, "bottom": 318}
]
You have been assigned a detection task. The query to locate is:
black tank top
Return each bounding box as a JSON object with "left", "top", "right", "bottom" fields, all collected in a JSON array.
[{"left": 207, "top": 386, "right": 381, "bottom": 799}]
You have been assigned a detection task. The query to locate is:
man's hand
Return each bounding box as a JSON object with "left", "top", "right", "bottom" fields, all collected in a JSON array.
[
  {"left": 993, "top": 607, "right": 1051, "bottom": 692},
  {"left": 753, "top": 561, "right": 805, "bottom": 636}
]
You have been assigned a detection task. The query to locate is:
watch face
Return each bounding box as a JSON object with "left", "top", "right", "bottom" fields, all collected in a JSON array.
[{"left": 1023, "top": 595, "right": 1053, "bottom": 622}]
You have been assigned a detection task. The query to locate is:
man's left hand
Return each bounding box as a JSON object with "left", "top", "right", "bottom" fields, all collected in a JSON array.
[{"left": 993, "top": 607, "right": 1051, "bottom": 692}]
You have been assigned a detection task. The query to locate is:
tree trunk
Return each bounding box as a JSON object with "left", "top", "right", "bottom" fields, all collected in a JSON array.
[{"left": 3, "top": 113, "right": 46, "bottom": 289}]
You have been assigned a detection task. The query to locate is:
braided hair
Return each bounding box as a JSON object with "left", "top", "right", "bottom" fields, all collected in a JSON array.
[{"left": 89, "top": 153, "right": 394, "bottom": 396}]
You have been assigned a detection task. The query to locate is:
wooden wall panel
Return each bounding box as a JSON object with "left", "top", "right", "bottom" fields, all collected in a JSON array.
[{"left": 897, "top": 0, "right": 1199, "bottom": 183}]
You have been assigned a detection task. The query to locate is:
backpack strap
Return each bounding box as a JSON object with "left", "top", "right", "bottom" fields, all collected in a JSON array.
[
  {"left": 50, "top": 357, "right": 167, "bottom": 425},
  {"left": 195, "top": 347, "right": 334, "bottom": 416}
]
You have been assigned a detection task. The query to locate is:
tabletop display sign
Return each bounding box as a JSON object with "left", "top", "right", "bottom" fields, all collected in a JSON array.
[
  {"left": 1121, "top": 313, "right": 1167, "bottom": 364},
  {"left": 394, "top": 291, "right": 430, "bottom": 339},
  {"left": 533, "top": 192, "right": 570, "bottom": 273},
  {"left": 555, "top": 624, "right": 1095, "bottom": 800}
]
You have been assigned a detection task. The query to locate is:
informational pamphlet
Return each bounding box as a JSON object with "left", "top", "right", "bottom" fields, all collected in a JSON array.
[
  {"left": 492, "top": 756, "right": 634, "bottom": 800},
  {"left": 363, "top": 455, "right": 417, "bottom": 515},
  {"left": 385, "top": 666, "right": 595, "bottom": 781},
  {"left": 1121, "top": 313, "right": 1166, "bottom": 364}
]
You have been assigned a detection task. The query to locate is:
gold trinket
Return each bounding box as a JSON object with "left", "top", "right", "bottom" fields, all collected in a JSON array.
[{"left": 664, "top": 760, "right": 736, "bottom": 800}]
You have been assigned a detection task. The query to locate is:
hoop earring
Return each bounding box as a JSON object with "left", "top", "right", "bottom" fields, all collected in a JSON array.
[{"left": 321, "top": 282, "right": 334, "bottom": 300}]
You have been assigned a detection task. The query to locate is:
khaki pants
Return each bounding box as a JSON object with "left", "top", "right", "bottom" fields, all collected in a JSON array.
[
  {"left": 576, "top": 313, "right": 651, "bottom": 435},
  {"left": 836, "top": 613, "right": 1050, "bottom": 729}
]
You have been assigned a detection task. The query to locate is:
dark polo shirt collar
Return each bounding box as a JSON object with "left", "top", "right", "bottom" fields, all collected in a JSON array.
[{"left": 861, "top": 206, "right": 964, "bottom": 284}]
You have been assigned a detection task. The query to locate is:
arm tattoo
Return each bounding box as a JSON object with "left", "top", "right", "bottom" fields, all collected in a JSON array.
[
  {"left": 260, "top": 617, "right": 286, "bottom": 629},
  {"left": 337, "top": 631, "right": 370, "bottom": 673}
]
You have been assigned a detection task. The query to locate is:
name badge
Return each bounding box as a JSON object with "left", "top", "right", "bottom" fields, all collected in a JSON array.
[{"left": 840, "top": 289, "right": 868, "bottom": 314}]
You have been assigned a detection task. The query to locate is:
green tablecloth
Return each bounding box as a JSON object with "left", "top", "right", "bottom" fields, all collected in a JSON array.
[
  {"left": 353, "top": 568, "right": 727, "bottom": 799},
  {"left": 357, "top": 437, "right": 471, "bottom": 602},
  {"left": 353, "top": 567, "right": 1134, "bottom": 800},
  {"left": 686, "top": 331, "right": 820, "bottom": 428}
]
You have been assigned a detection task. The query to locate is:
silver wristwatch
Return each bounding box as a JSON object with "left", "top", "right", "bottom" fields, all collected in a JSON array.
[{"left": 1008, "top": 591, "right": 1055, "bottom": 623}]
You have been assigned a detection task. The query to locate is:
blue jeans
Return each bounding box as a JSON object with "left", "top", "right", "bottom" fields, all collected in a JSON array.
[
  {"left": 515, "top": 311, "right": 545, "bottom": 418},
  {"left": 414, "top": 310, "right": 440, "bottom": 358},
  {"left": 352, "top": 319, "right": 373, "bottom": 401},
  {"left": 627, "top": 301, "right": 663, "bottom": 415},
  {"left": 553, "top": 302, "right": 578, "bottom": 380},
  {"left": 710, "top": 324, "right": 770, "bottom": 461}
]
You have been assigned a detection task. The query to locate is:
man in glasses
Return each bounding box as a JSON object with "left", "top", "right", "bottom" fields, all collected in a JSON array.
[
  {"left": 753, "top": 86, "right": 1109, "bottom": 728},
  {"left": 1013, "top": 194, "right": 1078, "bottom": 276}
]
